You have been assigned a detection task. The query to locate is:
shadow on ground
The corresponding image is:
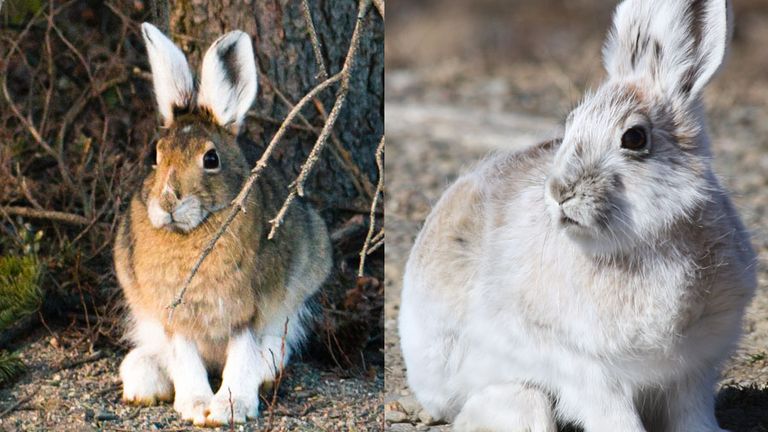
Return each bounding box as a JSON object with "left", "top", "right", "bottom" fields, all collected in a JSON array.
[{"left": 717, "top": 385, "right": 768, "bottom": 432}]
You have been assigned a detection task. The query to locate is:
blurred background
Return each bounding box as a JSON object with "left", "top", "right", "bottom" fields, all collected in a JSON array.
[
  {"left": 385, "top": 1, "right": 768, "bottom": 431},
  {"left": 0, "top": 0, "right": 383, "bottom": 430}
]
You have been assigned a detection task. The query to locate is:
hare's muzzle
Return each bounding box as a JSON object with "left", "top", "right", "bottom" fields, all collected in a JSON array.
[{"left": 147, "top": 193, "right": 207, "bottom": 233}]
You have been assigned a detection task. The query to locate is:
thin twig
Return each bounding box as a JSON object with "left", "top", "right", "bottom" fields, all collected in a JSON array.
[
  {"left": 167, "top": 73, "right": 342, "bottom": 316},
  {"left": 268, "top": 0, "right": 372, "bottom": 239},
  {"left": 301, "top": 0, "right": 328, "bottom": 81},
  {"left": 263, "top": 74, "right": 373, "bottom": 199},
  {"left": 167, "top": 0, "right": 374, "bottom": 314},
  {"left": 367, "top": 233, "right": 384, "bottom": 255},
  {"left": 358, "top": 135, "right": 384, "bottom": 276},
  {"left": 372, "top": 0, "right": 384, "bottom": 19},
  {"left": 313, "top": 98, "right": 376, "bottom": 199},
  {"left": 0, "top": 206, "right": 91, "bottom": 225}
]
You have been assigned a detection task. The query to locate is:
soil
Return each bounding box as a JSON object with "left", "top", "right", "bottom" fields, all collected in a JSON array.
[
  {"left": 0, "top": 327, "right": 383, "bottom": 431},
  {"left": 384, "top": 0, "right": 768, "bottom": 430}
]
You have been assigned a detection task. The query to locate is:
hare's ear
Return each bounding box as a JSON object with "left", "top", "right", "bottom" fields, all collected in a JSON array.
[
  {"left": 197, "top": 31, "right": 258, "bottom": 134},
  {"left": 141, "top": 23, "right": 194, "bottom": 127},
  {"left": 603, "top": 0, "right": 732, "bottom": 103}
]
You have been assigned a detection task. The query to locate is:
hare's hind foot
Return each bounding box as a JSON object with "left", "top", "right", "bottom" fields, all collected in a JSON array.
[
  {"left": 120, "top": 348, "right": 173, "bottom": 406},
  {"left": 453, "top": 383, "right": 556, "bottom": 432}
]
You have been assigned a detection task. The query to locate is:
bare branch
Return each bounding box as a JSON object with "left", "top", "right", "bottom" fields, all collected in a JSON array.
[
  {"left": 301, "top": 0, "right": 328, "bottom": 81},
  {"left": 168, "top": 0, "right": 375, "bottom": 315},
  {"left": 0, "top": 206, "right": 92, "bottom": 226},
  {"left": 358, "top": 135, "right": 384, "bottom": 276},
  {"left": 373, "top": 0, "right": 384, "bottom": 20},
  {"left": 167, "top": 74, "right": 342, "bottom": 316},
  {"left": 269, "top": 0, "right": 373, "bottom": 239}
]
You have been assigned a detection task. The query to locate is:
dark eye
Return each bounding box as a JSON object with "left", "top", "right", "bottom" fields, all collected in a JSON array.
[
  {"left": 621, "top": 126, "right": 647, "bottom": 151},
  {"left": 203, "top": 149, "right": 220, "bottom": 170}
]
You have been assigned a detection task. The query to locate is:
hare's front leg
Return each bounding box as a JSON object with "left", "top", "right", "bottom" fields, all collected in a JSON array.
[
  {"left": 169, "top": 334, "right": 214, "bottom": 425},
  {"left": 205, "top": 328, "right": 266, "bottom": 425},
  {"left": 453, "top": 383, "right": 557, "bottom": 432},
  {"left": 120, "top": 320, "right": 173, "bottom": 405},
  {"left": 558, "top": 378, "right": 646, "bottom": 432},
  {"left": 663, "top": 372, "right": 726, "bottom": 432}
]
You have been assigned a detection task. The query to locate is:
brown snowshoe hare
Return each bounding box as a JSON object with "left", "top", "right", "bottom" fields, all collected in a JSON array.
[{"left": 114, "top": 23, "right": 331, "bottom": 426}]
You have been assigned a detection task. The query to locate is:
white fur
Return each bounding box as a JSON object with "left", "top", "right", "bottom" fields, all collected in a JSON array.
[
  {"left": 141, "top": 23, "right": 194, "bottom": 127},
  {"left": 169, "top": 334, "right": 214, "bottom": 426},
  {"left": 147, "top": 198, "right": 171, "bottom": 228},
  {"left": 400, "top": 1, "right": 753, "bottom": 431},
  {"left": 120, "top": 318, "right": 172, "bottom": 404},
  {"left": 206, "top": 329, "right": 261, "bottom": 424},
  {"left": 146, "top": 196, "right": 206, "bottom": 232},
  {"left": 603, "top": 0, "right": 731, "bottom": 100},
  {"left": 197, "top": 31, "right": 258, "bottom": 131},
  {"left": 453, "top": 384, "right": 557, "bottom": 432}
]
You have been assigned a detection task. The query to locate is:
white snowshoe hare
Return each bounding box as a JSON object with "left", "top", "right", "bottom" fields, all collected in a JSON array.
[
  {"left": 399, "top": 0, "right": 756, "bottom": 431},
  {"left": 114, "top": 23, "right": 331, "bottom": 426}
]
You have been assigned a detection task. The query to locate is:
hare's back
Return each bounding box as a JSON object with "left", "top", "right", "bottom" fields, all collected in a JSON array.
[{"left": 404, "top": 139, "right": 558, "bottom": 305}]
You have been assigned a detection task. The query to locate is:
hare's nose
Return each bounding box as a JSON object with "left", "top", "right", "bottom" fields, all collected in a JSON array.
[
  {"left": 546, "top": 177, "right": 573, "bottom": 205},
  {"left": 161, "top": 183, "right": 181, "bottom": 201},
  {"left": 160, "top": 169, "right": 182, "bottom": 201}
]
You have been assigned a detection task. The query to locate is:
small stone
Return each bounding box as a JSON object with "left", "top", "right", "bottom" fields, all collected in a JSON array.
[
  {"left": 388, "top": 424, "right": 416, "bottom": 432},
  {"left": 399, "top": 389, "right": 410, "bottom": 396},
  {"left": 418, "top": 409, "right": 438, "bottom": 425},
  {"left": 385, "top": 410, "right": 408, "bottom": 423},
  {"left": 95, "top": 410, "right": 118, "bottom": 421},
  {"left": 397, "top": 395, "right": 421, "bottom": 414}
]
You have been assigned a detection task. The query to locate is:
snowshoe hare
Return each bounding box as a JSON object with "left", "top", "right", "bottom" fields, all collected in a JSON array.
[
  {"left": 399, "top": 0, "right": 756, "bottom": 431},
  {"left": 114, "top": 23, "right": 331, "bottom": 426}
]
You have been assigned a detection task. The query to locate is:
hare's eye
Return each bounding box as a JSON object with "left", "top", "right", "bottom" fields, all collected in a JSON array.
[
  {"left": 621, "top": 126, "right": 647, "bottom": 151},
  {"left": 203, "top": 149, "right": 220, "bottom": 170}
]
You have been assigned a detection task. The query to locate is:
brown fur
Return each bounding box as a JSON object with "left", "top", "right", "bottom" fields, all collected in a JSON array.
[{"left": 114, "top": 114, "right": 331, "bottom": 368}]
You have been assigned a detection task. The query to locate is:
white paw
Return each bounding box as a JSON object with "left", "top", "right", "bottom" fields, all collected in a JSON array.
[
  {"left": 205, "top": 391, "right": 259, "bottom": 426},
  {"left": 120, "top": 349, "right": 173, "bottom": 405},
  {"left": 174, "top": 392, "right": 213, "bottom": 426},
  {"left": 453, "top": 385, "right": 556, "bottom": 432}
]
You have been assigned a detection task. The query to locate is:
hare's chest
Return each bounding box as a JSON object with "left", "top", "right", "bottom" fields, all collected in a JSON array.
[
  {"left": 132, "top": 231, "right": 259, "bottom": 339},
  {"left": 490, "top": 252, "right": 698, "bottom": 356}
]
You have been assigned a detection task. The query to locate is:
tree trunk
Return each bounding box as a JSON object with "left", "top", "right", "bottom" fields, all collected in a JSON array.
[
  {"left": 166, "top": 0, "right": 383, "bottom": 216},
  {"left": 162, "top": 0, "right": 384, "bottom": 366}
]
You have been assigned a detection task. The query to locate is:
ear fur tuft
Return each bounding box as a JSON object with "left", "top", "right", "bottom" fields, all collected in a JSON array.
[
  {"left": 197, "top": 31, "right": 258, "bottom": 133},
  {"left": 141, "top": 22, "right": 195, "bottom": 127}
]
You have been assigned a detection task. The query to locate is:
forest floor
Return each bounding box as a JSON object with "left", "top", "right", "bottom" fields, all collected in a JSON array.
[
  {"left": 0, "top": 326, "right": 383, "bottom": 431},
  {"left": 384, "top": 0, "right": 768, "bottom": 422}
]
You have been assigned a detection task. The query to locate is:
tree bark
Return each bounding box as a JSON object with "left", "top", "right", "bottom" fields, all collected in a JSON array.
[{"left": 165, "top": 0, "right": 383, "bottom": 215}]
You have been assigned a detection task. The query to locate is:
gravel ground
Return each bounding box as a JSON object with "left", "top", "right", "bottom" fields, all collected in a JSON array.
[
  {"left": 384, "top": 0, "right": 768, "bottom": 423},
  {"left": 0, "top": 328, "right": 383, "bottom": 431}
]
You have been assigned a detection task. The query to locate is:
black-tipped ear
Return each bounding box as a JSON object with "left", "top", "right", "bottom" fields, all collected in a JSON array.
[
  {"left": 197, "top": 31, "right": 258, "bottom": 133},
  {"left": 603, "top": 0, "right": 732, "bottom": 101}
]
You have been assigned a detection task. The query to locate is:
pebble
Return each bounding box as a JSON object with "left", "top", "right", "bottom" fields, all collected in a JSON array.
[
  {"left": 418, "top": 409, "right": 438, "bottom": 425},
  {"left": 388, "top": 424, "right": 416, "bottom": 432},
  {"left": 397, "top": 395, "right": 421, "bottom": 414},
  {"left": 95, "top": 410, "right": 118, "bottom": 421},
  {"left": 385, "top": 410, "right": 408, "bottom": 423}
]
